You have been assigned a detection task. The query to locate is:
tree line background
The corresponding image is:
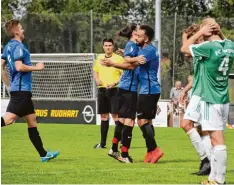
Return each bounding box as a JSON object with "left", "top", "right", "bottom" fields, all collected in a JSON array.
[{"left": 1, "top": 0, "right": 234, "bottom": 99}]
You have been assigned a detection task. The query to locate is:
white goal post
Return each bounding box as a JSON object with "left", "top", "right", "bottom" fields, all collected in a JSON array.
[{"left": 1, "top": 53, "right": 97, "bottom": 101}]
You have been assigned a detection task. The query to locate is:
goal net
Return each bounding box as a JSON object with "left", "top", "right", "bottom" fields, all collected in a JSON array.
[{"left": 1, "top": 53, "right": 96, "bottom": 100}]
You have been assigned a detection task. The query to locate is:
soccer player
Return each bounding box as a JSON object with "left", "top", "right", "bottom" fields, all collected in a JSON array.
[
  {"left": 101, "top": 25, "right": 164, "bottom": 164},
  {"left": 108, "top": 23, "right": 141, "bottom": 163},
  {"left": 181, "top": 18, "right": 234, "bottom": 185},
  {"left": 179, "top": 24, "right": 212, "bottom": 176},
  {"left": 93, "top": 38, "right": 124, "bottom": 149},
  {"left": 1, "top": 19, "right": 59, "bottom": 162}
]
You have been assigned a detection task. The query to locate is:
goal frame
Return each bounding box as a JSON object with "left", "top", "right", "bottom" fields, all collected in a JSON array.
[{"left": 1, "top": 53, "right": 97, "bottom": 101}]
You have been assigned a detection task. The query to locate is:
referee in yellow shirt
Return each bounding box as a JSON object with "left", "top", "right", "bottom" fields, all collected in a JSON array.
[{"left": 93, "top": 38, "right": 124, "bottom": 148}]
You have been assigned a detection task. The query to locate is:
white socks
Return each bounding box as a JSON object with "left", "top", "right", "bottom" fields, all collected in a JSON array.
[
  {"left": 201, "top": 135, "right": 212, "bottom": 160},
  {"left": 208, "top": 148, "right": 216, "bottom": 181},
  {"left": 187, "top": 128, "right": 207, "bottom": 160},
  {"left": 211, "top": 145, "right": 227, "bottom": 184}
]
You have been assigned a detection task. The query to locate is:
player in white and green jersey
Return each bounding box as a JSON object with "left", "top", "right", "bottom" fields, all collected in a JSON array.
[
  {"left": 191, "top": 40, "right": 234, "bottom": 104},
  {"left": 181, "top": 17, "right": 234, "bottom": 185},
  {"left": 180, "top": 24, "right": 211, "bottom": 176}
]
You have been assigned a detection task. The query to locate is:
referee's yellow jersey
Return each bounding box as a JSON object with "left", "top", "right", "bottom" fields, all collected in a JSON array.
[{"left": 93, "top": 53, "right": 124, "bottom": 88}]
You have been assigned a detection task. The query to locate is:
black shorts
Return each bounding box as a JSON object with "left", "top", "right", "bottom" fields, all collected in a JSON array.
[
  {"left": 97, "top": 88, "right": 119, "bottom": 114},
  {"left": 137, "top": 94, "right": 160, "bottom": 119},
  {"left": 6, "top": 91, "right": 35, "bottom": 117},
  {"left": 118, "top": 88, "right": 137, "bottom": 119}
]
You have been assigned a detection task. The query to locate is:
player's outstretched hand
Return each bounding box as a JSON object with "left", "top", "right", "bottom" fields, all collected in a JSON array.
[
  {"left": 178, "top": 90, "right": 186, "bottom": 104},
  {"left": 116, "top": 48, "right": 124, "bottom": 56},
  {"left": 36, "top": 62, "right": 44, "bottom": 70}
]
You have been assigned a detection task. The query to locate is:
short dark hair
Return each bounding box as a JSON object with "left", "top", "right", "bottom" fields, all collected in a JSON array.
[
  {"left": 4, "top": 19, "right": 20, "bottom": 38},
  {"left": 102, "top": 38, "right": 114, "bottom": 45},
  {"left": 117, "top": 23, "right": 137, "bottom": 39},
  {"left": 139, "top": 25, "right": 154, "bottom": 41}
]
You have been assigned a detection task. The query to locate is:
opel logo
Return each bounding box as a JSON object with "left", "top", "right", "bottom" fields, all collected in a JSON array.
[{"left": 82, "top": 105, "right": 94, "bottom": 123}]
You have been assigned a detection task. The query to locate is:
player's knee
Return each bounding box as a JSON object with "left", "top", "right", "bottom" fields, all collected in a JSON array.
[
  {"left": 111, "top": 114, "right": 118, "bottom": 121},
  {"left": 124, "top": 119, "right": 134, "bottom": 127},
  {"left": 181, "top": 119, "right": 193, "bottom": 132},
  {"left": 180, "top": 119, "right": 186, "bottom": 128},
  {"left": 210, "top": 131, "right": 224, "bottom": 146},
  {"left": 3, "top": 114, "right": 17, "bottom": 125},
  {"left": 4, "top": 118, "right": 16, "bottom": 125},
  {"left": 101, "top": 114, "right": 109, "bottom": 121},
  {"left": 137, "top": 120, "right": 142, "bottom": 127},
  {"left": 211, "top": 137, "right": 223, "bottom": 146},
  {"left": 119, "top": 118, "right": 124, "bottom": 124},
  {"left": 137, "top": 119, "right": 147, "bottom": 127},
  {"left": 23, "top": 113, "right": 37, "bottom": 128},
  {"left": 26, "top": 119, "right": 37, "bottom": 128}
]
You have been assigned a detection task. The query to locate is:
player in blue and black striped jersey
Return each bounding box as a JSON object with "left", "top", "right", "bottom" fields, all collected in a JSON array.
[
  {"left": 101, "top": 25, "right": 164, "bottom": 164},
  {"left": 1, "top": 20, "right": 59, "bottom": 162},
  {"left": 107, "top": 23, "right": 143, "bottom": 163},
  {"left": 103, "top": 25, "right": 163, "bottom": 163}
]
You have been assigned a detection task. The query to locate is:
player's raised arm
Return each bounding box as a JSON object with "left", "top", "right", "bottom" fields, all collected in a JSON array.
[{"left": 181, "top": 24, "right": 216, "bottom": 55}]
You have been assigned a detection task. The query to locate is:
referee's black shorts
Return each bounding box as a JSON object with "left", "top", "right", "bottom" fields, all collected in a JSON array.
[
  {"left": 118, "top": 88, "right": 137, "bottom": 119},
  {"left": 137, "top": 93, "right": 160, "bottom": 119},
  {"left": 6, "top": 91, "right": 35, "bottom": 117},
  {"left": 97, "top": 87, "right": 119, "bottom": 114}
]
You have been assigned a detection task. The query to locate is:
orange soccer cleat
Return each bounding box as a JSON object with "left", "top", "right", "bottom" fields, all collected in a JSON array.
[
  {"left": 150, "top": 147, "right": 164, "bottom": 164},
  {"left": 144, "top": 151, "right": 152, "bottom": 163}
]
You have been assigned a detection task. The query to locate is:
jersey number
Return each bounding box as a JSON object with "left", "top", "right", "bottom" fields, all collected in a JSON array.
[{"left": 218, "top": 56, "right": 229, "bottom": 76}]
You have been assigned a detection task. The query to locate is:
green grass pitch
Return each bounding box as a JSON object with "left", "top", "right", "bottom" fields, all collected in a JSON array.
[{"left": 1, "top": 124, "right": 234, "bottom": 184}]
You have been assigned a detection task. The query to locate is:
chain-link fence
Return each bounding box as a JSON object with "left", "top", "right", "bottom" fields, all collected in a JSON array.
[{"left": 1, "top": 13, "right": 234, "bottom": 99}]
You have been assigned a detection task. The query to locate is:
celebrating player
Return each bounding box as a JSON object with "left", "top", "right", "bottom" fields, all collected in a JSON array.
[
  {"left": 1, "top": 19, "right": 59, "bottom": 162},
  {"left": 101, "top": 25, "right": 164, "bottom": 163},
  {"left": 108, "top": 23, "right": 141, "bottom": 163}
]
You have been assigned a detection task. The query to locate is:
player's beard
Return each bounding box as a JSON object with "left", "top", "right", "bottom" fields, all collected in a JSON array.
[{"left": 137, "top": 41, "right": 144, "bottom": 47}]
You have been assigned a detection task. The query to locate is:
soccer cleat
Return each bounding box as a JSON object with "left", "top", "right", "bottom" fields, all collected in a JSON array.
[
  {"left": 94, "top": 143, "right": 106, "bottom": 149},
  {"left": 144, "top": 151, "right": 152, "bottom": 163},
  {"left": 201, "top": 180, "right": 226, "bottom": 185},
  {"left": 117, "top": 155, "right": 133, "bottom": 163},
  {"left": 196, "top": 158, "right": 211, "bottom": 176},
  {"left": 108, "top": 149, "right": 120, "bottom": 159},
  {"left": 41, "top": 150, "right": 60, "bottom": 162},
  {"left": 150, "top": 147, "right": 164, "bottom": 164}
]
